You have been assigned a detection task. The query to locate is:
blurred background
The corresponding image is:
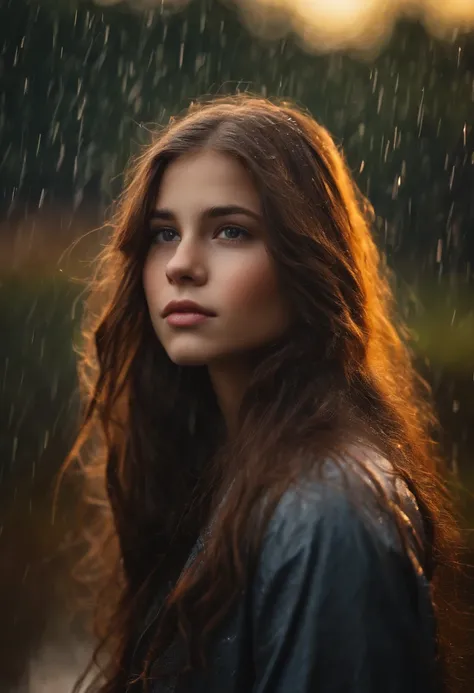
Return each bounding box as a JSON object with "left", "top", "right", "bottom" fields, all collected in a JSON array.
[{"left": 1, "top": 0, "right": 474, "bottom": 690}]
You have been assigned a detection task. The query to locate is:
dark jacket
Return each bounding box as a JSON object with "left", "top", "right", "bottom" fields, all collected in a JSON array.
[{"left": 139, "top": 451, "right": 442, "bottom": 693}]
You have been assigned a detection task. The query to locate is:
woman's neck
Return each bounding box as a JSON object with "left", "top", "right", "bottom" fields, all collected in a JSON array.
[{"left": 207, "top": 357, "right": 253, "bottom": 438}]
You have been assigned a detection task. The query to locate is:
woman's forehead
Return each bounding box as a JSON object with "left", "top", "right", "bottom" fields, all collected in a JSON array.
[{"left": 154, "top": 150, "right": 262, "bottom": 216}]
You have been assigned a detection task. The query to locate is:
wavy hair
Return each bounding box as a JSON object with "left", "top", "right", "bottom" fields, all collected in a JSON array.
[{"left": 60, "top": 94, "right": 462, "bottom": 692}]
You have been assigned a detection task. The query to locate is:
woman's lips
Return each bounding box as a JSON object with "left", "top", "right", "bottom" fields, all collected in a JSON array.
[{"left": 165, "top": 312, "right": 214, "bottom": 326}]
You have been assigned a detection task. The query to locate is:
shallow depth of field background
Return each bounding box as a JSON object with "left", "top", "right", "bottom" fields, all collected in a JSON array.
[{"left": 1, "top": 0, "right": 474, "bottom": 690}]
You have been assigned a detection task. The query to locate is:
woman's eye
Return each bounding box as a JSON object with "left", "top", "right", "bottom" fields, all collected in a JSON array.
[
  {"left": 151, "top": 228, "right": 178, "bottom": 244},
  {"left": 216, "top": 225, "right": 251, "bottom": 242},
  {"left": 149, "top": 225, "right": 251, "bottom": 245}
]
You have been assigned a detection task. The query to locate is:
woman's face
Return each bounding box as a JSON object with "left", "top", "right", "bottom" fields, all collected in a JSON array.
[{"left": 143, "top": 149, "right": 291, "bottom": 367}]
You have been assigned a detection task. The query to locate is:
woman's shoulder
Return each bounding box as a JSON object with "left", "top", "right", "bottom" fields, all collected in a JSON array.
[
  {"left": 259, "top": 444, "right": 427, "bottom": 576},
  {"left": 250, "top": 447, "right": 440, "bottom": 693}
]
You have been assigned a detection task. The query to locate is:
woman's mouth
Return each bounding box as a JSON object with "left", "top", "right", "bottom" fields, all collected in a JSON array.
[{"left": 165, "top": 312, "right": 213, "bottom": 327}]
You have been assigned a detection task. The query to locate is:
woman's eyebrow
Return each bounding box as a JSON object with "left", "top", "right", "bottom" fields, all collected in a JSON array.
[{"left": 149, "top": 205, "right": 263, "bottom": 222}]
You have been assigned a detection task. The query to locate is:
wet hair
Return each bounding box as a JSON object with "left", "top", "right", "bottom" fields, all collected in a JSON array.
[{"left": 60, "top": 94, "right": 462, "bottom": 692}]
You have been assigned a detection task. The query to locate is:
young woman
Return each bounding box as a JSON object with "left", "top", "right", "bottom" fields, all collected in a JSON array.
[{"left": 64, "top": 94, "right": 461, "bottom": 693}]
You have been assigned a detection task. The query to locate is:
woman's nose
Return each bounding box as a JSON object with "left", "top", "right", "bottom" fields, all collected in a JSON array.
[{"left": 165, "top": 239, "right": 207, "bottom": 285}]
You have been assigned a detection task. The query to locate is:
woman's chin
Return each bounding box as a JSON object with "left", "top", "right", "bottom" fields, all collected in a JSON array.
[{"left": 167, "top": 350, "right": 213, "bottom": 367}]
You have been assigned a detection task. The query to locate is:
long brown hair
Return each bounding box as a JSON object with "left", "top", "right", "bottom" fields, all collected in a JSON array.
[{"left": 61, "top": 94, "right": 462, "bottom": 692}]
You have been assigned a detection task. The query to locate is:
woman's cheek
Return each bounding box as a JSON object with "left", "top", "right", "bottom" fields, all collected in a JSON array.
[
  {"left": 223, "top": 253, "right": 280, "bottom": 313},
  {"left": 143, "top": 256, "right": 165, "bottom": 310}
]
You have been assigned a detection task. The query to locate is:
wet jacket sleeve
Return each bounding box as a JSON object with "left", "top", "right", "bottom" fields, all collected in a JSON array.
[{"left": 251, "top": 484, "right": 441, "bottom": 693}]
